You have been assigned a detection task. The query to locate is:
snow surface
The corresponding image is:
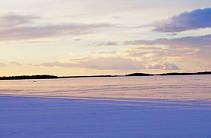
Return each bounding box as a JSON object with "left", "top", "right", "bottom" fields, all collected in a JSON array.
[{"left": 0, "top": 75, "right": 211, "bottom": 137}]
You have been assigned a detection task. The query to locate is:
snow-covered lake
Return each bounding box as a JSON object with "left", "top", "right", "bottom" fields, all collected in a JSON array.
[{"left": 1, "top": 75, "right": 211, "bottom": 137}]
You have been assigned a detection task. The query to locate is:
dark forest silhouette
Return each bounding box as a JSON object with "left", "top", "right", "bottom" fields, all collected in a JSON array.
[
  {"left": 0, "top": 75, "right": 58, "bottom": 80},
  {"left": 126, "top": 71, "right": 211, "bottom": 76},
  {"left": 0, "top": 71, "right": 211, "bottom": 80}
]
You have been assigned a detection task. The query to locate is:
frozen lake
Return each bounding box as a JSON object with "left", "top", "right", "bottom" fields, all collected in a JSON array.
[
  {"left": 1, "top": 75, "right": 211, "bottom": 137},
  {"left": 1, "top": 75, "right": 211, "bottom": 101}
]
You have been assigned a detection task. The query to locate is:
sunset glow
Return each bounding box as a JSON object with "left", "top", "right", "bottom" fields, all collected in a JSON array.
[{"left": 1, "top": 0, "right": 211, "bottom": 76}]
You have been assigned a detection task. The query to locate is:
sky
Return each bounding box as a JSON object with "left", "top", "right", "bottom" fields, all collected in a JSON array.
[{"left": 0, "top": 0, "right": 211, "bottom": 76}]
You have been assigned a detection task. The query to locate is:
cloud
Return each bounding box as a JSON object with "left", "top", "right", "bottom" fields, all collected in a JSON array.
[
  {"left": 124, "top": 34, "right": 211, "bottom": 70},
  {"left": 74, "top": 39, "right": 82, "bottom": 41},
  {"left": 89, "top": 51, "right": 117, "bottom": 55},
  {"left": 10, "top": 61, "right": 22, "bottom": 66},
  {"left": 23, "top": 41, "right": 47, "bottom": 44},
  {"left": 41, "top": 57, "right": 145, "bottom": 70},
  {"left": 148, "top": 63, "right": 180, "bottom": 70},
  {"left": 124, "top": 46, "right": 191, "bottom": 70},
  {"left": 87, "top": 42, "right": 118, "bottom": 47},
  {"left": 162, "top": 63, "right": 180, "bottom": 70},
  {"left": 0, "top": 13, "right": 113, "bottom": 41},
  {"left": 0, "top": 13, "right": 40, "bottom": 28},
  {"left": 102, "top": 42, "right": 117, "bottom": 46},
  {"left": 40, "top": 57, "right": 180, "bottom": 71},
  {"left": 112, "top": 16, "right": 121, "bottom": 20},
  {"left": 79, "top": 57, "right": 145, "bottom": 70},
  {"left": 0, "top": 23, "right": 113, "bottom": 41},
  {"left": 124, "top": 34, "right": 211, "bottom": 48},
  {"left": 153, "top": 8, "right": 211, "bottom": 33},
  {"left": 41, "top": 61, "right": 77, "bottom": 67},
  {"left": 0, "top": 63, "right": 7, "bottom": 67},
  {"left": 124, "top": 35, "right": 211, "bottom": 61}
]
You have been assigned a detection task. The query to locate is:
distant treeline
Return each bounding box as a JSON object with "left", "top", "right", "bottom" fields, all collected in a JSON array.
[
  {"left": 65, "top": 75, "right": 118, "bottom": 78},
  {"left": 0, "top": 74, "right": 117, "bottom": 80},
  {"left": 126, "top": 73, "right": 152, "bottom": 76},
  {"left": 0, "top": 75, "right": 58, "bottom": 80},
  {"left": 1, "top": 71, "right": 211, "bottom": 80},
  {"left": 160, "top": 71, "right": 211, "bottom": 76},
  {"left": 126, "top": 71, "right": 211, "bottom": 76}
]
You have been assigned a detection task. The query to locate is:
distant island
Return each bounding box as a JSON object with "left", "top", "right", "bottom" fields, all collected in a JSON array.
[
  {"left": 125, "top": 73, "right": 152, "bottom": 76},
  {"left": 126, "top": 71, "right": 211, "bottom": 76},
  {"left": 0, "top": 75, "right": 58, "bottom": 80},
  {"left": 160, "top": 72, "right": 211, "bottom": 76},
  {"left": 0, "top": 75, "right": 118, "bottom": 80},
  {"left": 0, "top": 71, "right": 211, "bottom": 80}
]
